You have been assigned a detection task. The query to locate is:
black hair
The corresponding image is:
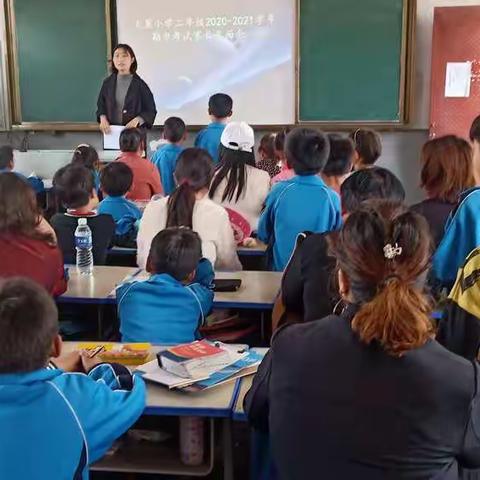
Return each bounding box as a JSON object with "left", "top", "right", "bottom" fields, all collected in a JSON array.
[
  {"left": 209, "top": 146, "right": 256, "bottom": 202},
  {"left": 71, "top": 144, "right": 99, "bottom": 172},
  {"left": 164, "top": 117, "right": 186, "bottom": 143},
  {"left": 167, "top": 148, "right": 215, "bottom": 229},
  {"left": 323, "top": 134, "right": 355, "bottom": 177},
  {"left": 285, "top": 127, "right": 330, "bottom": 176},
  {"left": 340, "top": 167, "right": 405, "bottom": 214},
  {"left": 208, "top": 93, "right": 233, "bottom": 119},
  {"left": 100, "top": 162, "right": 133, "bottom": 197},
  {"left": 146, "top": 228, "right": 202, "bottom": 281},
  {"left": 349, "top": 129, "right": 382, "bottom": 166},
  {"left": 0, "top": 145, "right": 14, "bottom": 170},
  {"left": 53, "top": 164, "right": 95, "bottom": 209},
  {"left": 274, "top": 128, "right": 291, "bottom": 153},
  {"left": 258, "top": 133, "right": 276, "bottom": 159},
  {"left": 470, "top": 114, "right": 480, "bottom": 142},
  {"left": 0, "top": 278, "right": 58, "bottom": 373},
  {"left": 112, "top": 44, "right": 138, "bottom": 74},
  {"left": 120, "top": 128, "right": 143, "bottom": 153}
]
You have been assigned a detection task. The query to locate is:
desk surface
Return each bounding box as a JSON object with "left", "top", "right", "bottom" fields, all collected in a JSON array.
[
  {"left": 59, "top": 267, "right": 281, "bottom": 310},
  {"left": 63, "top": 342, "right": 238, "bottom": 417}
]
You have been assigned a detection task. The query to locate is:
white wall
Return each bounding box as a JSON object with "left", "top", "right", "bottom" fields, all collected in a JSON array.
[{"left": 414, "top": 0, "right": 480, "bottom": 128}]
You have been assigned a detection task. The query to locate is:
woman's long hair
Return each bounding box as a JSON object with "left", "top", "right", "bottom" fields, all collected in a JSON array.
[
  {"left": 330, "top": 200, "right": 433, "bottom": 357},
  {"left": 209, "top": 146, "right": 256, "bottom": 203},
  {"left": 166, "top": 148, "right": 214, "bottom": 229},
  {"left": 0, "top": 173, "right": 54, "bottom": 243}
]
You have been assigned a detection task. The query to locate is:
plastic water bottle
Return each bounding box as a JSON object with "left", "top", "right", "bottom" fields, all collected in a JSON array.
[
  {"left": 180, "top": 417, "right": 204, "bottom": 466},
  {"left": 75, "top": 218, "right": 93, "bottom": 275}
]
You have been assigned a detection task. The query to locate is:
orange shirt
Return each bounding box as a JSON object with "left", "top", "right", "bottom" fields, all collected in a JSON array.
[{"left": 117, "top": 152, "right": 162, "bottom": 201}]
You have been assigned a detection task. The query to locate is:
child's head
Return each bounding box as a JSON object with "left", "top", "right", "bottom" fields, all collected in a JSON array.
[
  {"left": 0, "top": 172, "right": 51, "bottom": 242},
  {"left": 167, "top": 148, "right": 215, "bottom": 229},
  {"left": 120, "top": 128, "right": 144, "bottom": 154},
  {"left": 274, "top": 128, "right": 291, "bottom": 164},
  {"left": 420, "top": 135, "right": 474, "bottom": 203},
  {"left": 468, "top": 114, "right": 480, "bottom": 182},
  {"left": 146, "top": 227, "right": 202, "bottom": 282},
  {"left": 100, "top": 162, "right": 133, "bottom": 198},
  {"left": 285, "top": 127, "right": 330, "bottom": 176},
  {"left": 208, "top": 93, "right": 233, "bottom": 121},
  {"left": 53, "top": 164, "right": 98, "bottom": 210},
  {"left": 323, "top": 134, "right": 355, "bottom": 178},
  {"left": 258, "top": 134, "right": 276, "bottom": 162},
  {"left": 0, "top": 145, "right": 14, "bottom": 170},
  {"left": 163, "top": 117, "right": 186, "bottom": 144},
  {"left": 71, "top": 144, "right": 100, "bottom": 172},
  {"left": 340, "top": 167, "right": 405, "bottom": 217},
  {"left": 349, "top": 129, "right": 382, "bottom": 169},
  {"left": 0, "top": 277, "right": 59, "bottom": 373}
]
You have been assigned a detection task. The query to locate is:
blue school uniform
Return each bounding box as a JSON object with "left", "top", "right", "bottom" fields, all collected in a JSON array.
[
  {"left": 433, "top": 187, "right": 480, "bottom": 289},
  {"left": 0, "top": 168, "right": 44, "bottom": 193},
  {"left": 258, "top": 175, "right": 342, "bottom": 271},
  {"left": 97, "top": 196, "right": 142, "bottom": 237},
  {"left": 117, "top": 258, "right": 215, "bottom": 344},
  {"left": 194, "top": 122, "right": 226, "bottom": 164},
  {"left": 151, "top": 143, "right": 184, "bottom": 195},
  {"left": 0, "top": 363, "right": 145, "bottom": 479}
]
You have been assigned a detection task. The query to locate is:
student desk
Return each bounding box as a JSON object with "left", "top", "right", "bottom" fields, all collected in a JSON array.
[
  {"left": 63, "top": 342, "right": 238, "bottom": 478},
  {"left": 58, "top": 267, "right": 282, "bottom": 310}
]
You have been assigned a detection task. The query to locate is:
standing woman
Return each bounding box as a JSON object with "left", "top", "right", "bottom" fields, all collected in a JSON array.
[{"left": 97, "top": 44, "right": 157, "bottom": 133}]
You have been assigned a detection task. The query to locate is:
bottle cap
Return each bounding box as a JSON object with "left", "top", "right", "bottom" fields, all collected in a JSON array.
[{"left": 78, "top": 218, "right": 87, "bottom": 226}]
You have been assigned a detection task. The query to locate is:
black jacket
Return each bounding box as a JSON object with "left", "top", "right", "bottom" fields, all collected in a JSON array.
[
  {"left": 96, "top": 73, "right": 157, "bottom": 128},
  {"left": 245, "top": 305, "right": 480, "bottom": 480}
]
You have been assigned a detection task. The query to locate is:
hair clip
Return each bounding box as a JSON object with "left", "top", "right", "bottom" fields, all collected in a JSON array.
[{"left": 384, "top": 243, "right": 402, "bottom": 260}]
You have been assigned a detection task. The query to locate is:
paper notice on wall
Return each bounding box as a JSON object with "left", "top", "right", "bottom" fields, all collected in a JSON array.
[{"left": 445, "top": 62, "right": 472, "bottom": 98}]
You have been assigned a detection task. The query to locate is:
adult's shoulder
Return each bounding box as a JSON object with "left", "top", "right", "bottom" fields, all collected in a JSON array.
[
  {"left": 101, "top": 73, "right": 116, "bottom": 86},
  {"left": 133, "top": 73, "right": 151, "bottom": 88}
]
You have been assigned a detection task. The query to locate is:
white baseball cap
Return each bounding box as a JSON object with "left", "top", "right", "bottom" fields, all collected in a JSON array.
[{"left": 220, "top": 122, "right": 255, "bottom": 153}]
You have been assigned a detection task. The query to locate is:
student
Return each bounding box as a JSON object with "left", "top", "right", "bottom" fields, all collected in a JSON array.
[
  {"left": 271, "top": 128, "right": 294, "bottom": 185},
  {"left": 194, "top": 93, "right": 233, "bottom": 163},
  {"left": 0, "top": 173, "right": 67, "bottom": 296},
  {"left": 281, "top": 167, "right": 405, "bottom": 324},
  {"left": 98, "top": 162, "right": 142, "bottom": 248},
  {"left": 257, "top": 133, "right": 281, "bottom": 178},
  {"left": 0, "top": 145, "right": 44, "bottom": 194},
  {"left": 411, "top": 135, "right": 474, "bottom": 247},
  {"left": 50, "top": 165, "right": 115, "bottom": 265},
  {"left": 118, "top": 228, "right": 214, "bottom": 344},
  {"left": 349, "top": 128, "right": 382, "bottom": 170},
  {"left": 0, "top": 277, "right": 145, "bottom": 479},
  {"left": 321, "top": 133, "right": 355, "bottom": 194},
  {"left": 117, "top": 128, "right": 162, "bottom": 201},
  {"left": 246, "top": 201, "right": 480, "bottom": 479},
  {"left": 258, "top": 128, "right": 342, "bottom": 271},
  {"left": 71, "top": 144, "right": 101, "bottom": 192},
  {"left": 151, "top": 117, "right": 186, "bottom": 195},
  {"left": 137, "top": 148, "right": 241, "bottom": 271},
  {"left": 209, "top": 122, "right": 270, "bottom": 231},
  {"left": 469, "top": 113, "right": 480, "bottom": 184}
]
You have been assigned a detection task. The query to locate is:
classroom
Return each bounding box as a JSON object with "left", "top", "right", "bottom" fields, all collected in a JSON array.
[{"left": 2, "top": 0, "right": 480, "bottom": 479}]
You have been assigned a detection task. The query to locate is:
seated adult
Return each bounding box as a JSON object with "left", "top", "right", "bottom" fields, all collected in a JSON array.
[
  {"left": 0, "top": 173, "right": 67, "bottom": 296},
  {"left": 412, "top": 135, "right": 474, "bottom": 247},
  {"left": 281, "top": 167, "right": 405, "bottom": 325},
  {"left": 246, "top": 201, "right": 480, "bottom": 479}
]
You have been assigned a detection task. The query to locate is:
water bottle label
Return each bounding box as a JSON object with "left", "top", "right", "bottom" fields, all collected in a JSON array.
[{"left": 75, "top": 236, "right": 92, "bottom": 249}]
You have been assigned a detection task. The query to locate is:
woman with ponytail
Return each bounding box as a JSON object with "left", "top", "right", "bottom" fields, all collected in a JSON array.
[
  {"left": 137, "top": 148, "right": 241, "bottom": 271},
  {"left": 246, "top": 201, "right": 480, "bottom": 479}
]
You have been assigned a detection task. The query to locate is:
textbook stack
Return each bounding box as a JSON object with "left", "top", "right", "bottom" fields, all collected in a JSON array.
[{"left": 137, "top": 340, "right": 262, "bottom": 392}]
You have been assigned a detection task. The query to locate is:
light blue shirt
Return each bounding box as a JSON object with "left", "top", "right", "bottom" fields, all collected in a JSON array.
[
  {"left": 194, "top": 122, "right": 226, "bottom": 164},
  {"left": 150, "top": 143, "right": 184, "bottom": 195},
  {"left": 258, "top": 175, "right": 342, "bottom": 271},
  {"left": 0, "top": 168, "right": 44, "bottom": 194},
  {"left": 97, "top": 196, "right": 142, "bottom": 236}
]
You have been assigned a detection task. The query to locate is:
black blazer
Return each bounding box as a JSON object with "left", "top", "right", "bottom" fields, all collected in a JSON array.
[
  {"left": 96, "top": 73, "right": 157, "bottom": 128},
  {"left": 245, "top": 306, "right": 480, "bottom": 480}
]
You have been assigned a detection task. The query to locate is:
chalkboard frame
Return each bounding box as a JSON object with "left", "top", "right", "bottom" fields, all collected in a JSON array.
[
  {"left": 4, "top": 0, "right": 114, "bottom": 131},
  {"left": 296, "top": 0, "right": 416, "bottom": 127}
]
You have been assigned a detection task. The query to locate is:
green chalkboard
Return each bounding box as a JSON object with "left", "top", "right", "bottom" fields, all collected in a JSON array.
[
  {"left": 299, "top": 0, "right": 408, "bottom": 123},
  {"left": 13, "top": 0, "right": 109, "bottom": 123}
]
